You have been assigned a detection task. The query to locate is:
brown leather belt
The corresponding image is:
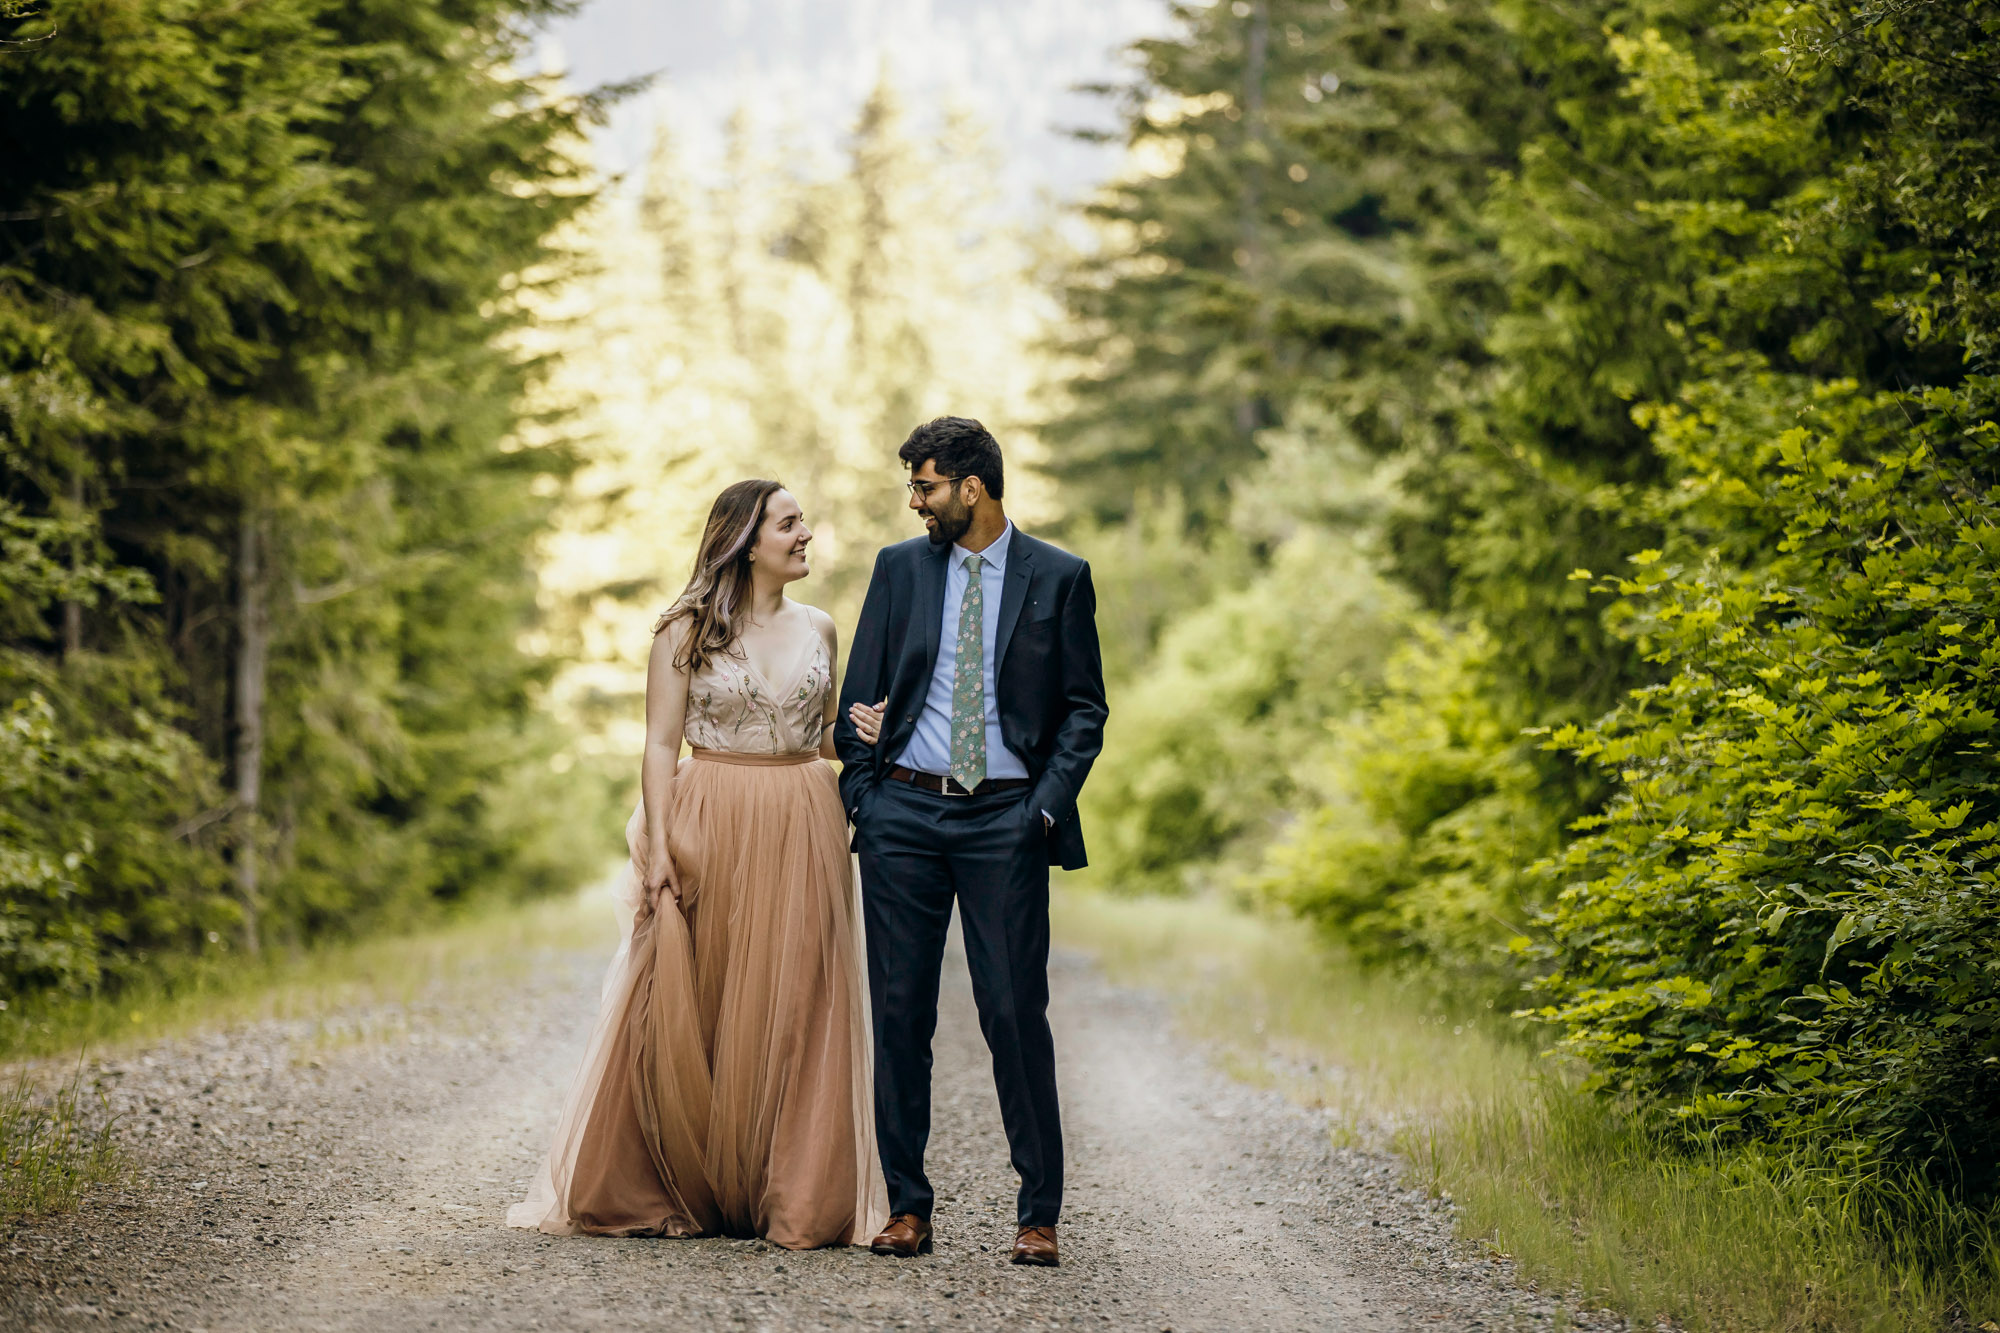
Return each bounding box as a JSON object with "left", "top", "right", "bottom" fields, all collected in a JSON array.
[{"left": 888, "top": 766, "right": 1033, "bottom": 797}]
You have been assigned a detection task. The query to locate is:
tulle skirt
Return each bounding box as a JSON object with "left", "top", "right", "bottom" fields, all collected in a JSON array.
[{"left": 507, "top": 749, "right": 888, "bottom": 1249}]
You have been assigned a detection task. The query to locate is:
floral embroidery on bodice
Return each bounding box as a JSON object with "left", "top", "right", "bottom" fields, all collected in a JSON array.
[{"left": 683, "top": 634, "right": 831, "bottom": 756}]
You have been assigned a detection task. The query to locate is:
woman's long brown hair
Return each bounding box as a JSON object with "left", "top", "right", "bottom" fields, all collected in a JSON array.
[{"left": 653, "top": 479, "right": 784, "bottom": 672}]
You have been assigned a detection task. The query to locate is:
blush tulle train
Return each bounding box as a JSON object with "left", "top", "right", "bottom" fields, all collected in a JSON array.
[{"left": 508, "top": 750, "right": 888, "bottom": 1249}]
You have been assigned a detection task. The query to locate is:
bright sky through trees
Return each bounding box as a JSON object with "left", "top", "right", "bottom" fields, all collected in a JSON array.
[{"left": 538, "top": 0, "right": 1167, "bottom": 210}]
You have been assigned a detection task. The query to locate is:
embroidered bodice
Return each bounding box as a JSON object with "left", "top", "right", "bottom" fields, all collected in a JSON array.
[{"left": 683, "top": 633, "right": 831, "bottom": 756}]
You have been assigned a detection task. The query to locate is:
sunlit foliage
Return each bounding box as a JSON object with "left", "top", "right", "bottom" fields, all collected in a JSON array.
[
  {"left": 1064, "top": 0, "right": 2000, "bottom": 1199},
  {"left": 1523, "top": 0, "right": 2000, "bottom": 1176}
]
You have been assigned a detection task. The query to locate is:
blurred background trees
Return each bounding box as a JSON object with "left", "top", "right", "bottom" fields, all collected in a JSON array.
[{"left": 529, "top": 75, "right": 1055, "bottom": 767}]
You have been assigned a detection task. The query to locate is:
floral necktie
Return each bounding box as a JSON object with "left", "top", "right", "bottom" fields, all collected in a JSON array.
[{"left": 950, "top": 552, "right": 987, "bottom": 792}]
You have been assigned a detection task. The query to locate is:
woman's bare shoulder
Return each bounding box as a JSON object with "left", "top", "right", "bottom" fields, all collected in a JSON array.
[
  {"left": 793, "top": 600, "right": 837, "bottom": 638},
  {"left": 650, "top": 612, "right": 691, "bottom": 659},
  {"left": 805, "top": 605, "right": 838, "bottom": 662}
]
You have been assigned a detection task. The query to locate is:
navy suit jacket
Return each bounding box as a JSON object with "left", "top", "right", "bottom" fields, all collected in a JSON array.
[{"left": 834, "top": 529, "right": 1107, "bottom": 871}]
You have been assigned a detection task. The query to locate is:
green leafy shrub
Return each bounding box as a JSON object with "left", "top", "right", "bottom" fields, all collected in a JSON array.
[
  {"left": 1077, "top": 535, "right": 1405, "bottom": 892},
  {"left": 1519, "top": 0, "right": 2000, "bottom": 1184},
  {"left": 1, "top": 658, "right": 232, "bottom": 994},
  {"left": 1532, "top": 380, "right": 2000, "bottom": 1178},
  {"left": 0, "top": 500, "right": 231, "bottom": 994},
  {"left": 1256, "top": 623, "right": 1562, "bottom": 989}
]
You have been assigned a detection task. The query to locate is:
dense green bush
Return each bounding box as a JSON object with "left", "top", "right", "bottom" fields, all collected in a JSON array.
[
  {"left": 0, "top": 497, "right": 232, "bottom": 991},
  {"left": 1057, "top": 0, "right": 1644, "bottom": 939},
  {"left": 0, "top": 656, "right": 230, "bottom": 994},
  {"left": 1256, "top": 624, "right": 1560, "bottom": 988},
  {"left": 1078, "top": 533, "right": 1405, "bottom": 893},
  {"left": 1513, "top": 0, "right": 2000, "bottom": 1181},
  {"left": 1534, "top": 384, "right": 2000, "bottom": 1171}
]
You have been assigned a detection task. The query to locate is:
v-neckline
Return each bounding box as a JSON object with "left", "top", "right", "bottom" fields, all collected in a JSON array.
[{"left": 735, "top": 620, "right": 822, "bottom": 698}]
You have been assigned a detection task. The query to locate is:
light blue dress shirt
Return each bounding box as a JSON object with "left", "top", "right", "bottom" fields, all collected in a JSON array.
[{"left": 895, "top": 520, "right": 1031, "bottom": 782}]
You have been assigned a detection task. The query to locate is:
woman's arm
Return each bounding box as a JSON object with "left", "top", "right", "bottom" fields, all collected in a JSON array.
[
  {"left": 834, "top": 548, "right": 893, "bottom": 815},
  {"left": 817, "top": 611, "right": 841, "bottom": 761},
  {"left": 641, "top": 621, "right": 691, "bottom": 903}
]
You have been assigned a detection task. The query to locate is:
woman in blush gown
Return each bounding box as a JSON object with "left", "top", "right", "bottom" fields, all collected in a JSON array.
[{"left": 509, "top": 479, "right": 888, "bottom": 1249}]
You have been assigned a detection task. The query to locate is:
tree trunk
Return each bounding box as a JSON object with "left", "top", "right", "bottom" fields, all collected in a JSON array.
[
  {"left": 1239, "top": 0, "right": 1268, "bottom": 271},
  {"left": 233, "top": 509, "right": 267, "bottom": 956},
  {"left": 1236, "top": 0, "right": 1270, "bottom": 444},
  {"left": 62, "top": 470, "right": 83, "bottom": 657}
]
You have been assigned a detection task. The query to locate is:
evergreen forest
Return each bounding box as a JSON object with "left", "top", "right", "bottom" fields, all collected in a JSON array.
[
  {"left": 1, "top": 0, "right": 616, "bottom": 986},
  {"left": 3, "top": 0, "right": 1998, "bottom": 1321}
]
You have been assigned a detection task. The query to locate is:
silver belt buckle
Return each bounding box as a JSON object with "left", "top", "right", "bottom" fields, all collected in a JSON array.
[{"left": 943, "top": 772, "right": 972, "bottom": 797}]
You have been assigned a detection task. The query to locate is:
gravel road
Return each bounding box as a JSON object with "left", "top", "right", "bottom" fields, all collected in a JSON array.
[{"left": 0, "top": 909, "right": 1620, "bottom": 1332}]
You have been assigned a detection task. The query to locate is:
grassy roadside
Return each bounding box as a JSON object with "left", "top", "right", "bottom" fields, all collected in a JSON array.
[
  {"left": 0, "top": 1061, "right": 122, "bottom": 1217},
  {"left": 0, "top": 881, "right": 619, "bottom": 1221},
  {"left": 0, "top": 882, "right": 619, "bottom": 1067},
  {"left": 1051, "top": 887, "right": 2000, "bottom": 1333}
]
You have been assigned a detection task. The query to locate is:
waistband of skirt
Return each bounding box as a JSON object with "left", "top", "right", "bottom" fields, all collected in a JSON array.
[{"left": 688, "top": 747, "right": 822, "bottom": 768}]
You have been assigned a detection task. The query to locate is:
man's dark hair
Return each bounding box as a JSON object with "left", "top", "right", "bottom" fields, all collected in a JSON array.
[{"left": 898, "top": 416, "right": 1004, "bottom": 501}]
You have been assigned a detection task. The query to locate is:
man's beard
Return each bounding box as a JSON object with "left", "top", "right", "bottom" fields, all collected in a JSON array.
[{"left": 923, "top": 498, "right": 971, "bottom": 547}]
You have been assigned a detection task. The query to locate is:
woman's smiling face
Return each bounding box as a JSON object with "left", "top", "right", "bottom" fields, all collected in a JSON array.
[{"left": 752, "top": 488, "right": 812, "bottom": 582}]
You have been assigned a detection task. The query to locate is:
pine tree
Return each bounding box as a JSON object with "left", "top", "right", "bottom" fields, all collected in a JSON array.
[
  {"left": 0, "top": 0, "right": 611, "bottom": 992},
  {"left": 1050, "top": 0, "right": 1537, "bottom": 536}
]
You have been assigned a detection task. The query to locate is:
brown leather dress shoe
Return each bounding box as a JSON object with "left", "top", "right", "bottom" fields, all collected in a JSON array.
[
  {"left": 870, "top": 1213, "right": 933, "bottom": 1257},
  {"left": 1010, "top": 1224, "right": 1059, "bottom": 1266}
]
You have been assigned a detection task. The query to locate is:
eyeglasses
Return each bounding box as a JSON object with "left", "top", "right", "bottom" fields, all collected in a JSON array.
[{"left": 905, "top": 476, "right": 963, "bottom": 501}]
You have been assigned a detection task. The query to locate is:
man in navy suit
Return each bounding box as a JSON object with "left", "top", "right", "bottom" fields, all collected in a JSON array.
[{"left": 834, "top": 417, "right": 1107, "bottom": 1268}]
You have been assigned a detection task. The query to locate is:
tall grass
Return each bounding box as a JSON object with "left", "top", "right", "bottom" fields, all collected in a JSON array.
[
  {"left": 1051, "top": 887, "right": 2000, "bottom": 1332},
  {"left": 0, "top": 1060, "right": 122, "bottom": 1217},
  {"left": 0, "top": 882, "right": 619, "bottom": 1065},
  {"left": 1430, "top": 1087, "right": 2000, "bottom": 1331}
]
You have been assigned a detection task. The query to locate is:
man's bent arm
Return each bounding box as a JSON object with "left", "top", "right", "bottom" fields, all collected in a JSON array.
[{"left": 1030, "top": 562, "right": 1107, "bottom": 823}]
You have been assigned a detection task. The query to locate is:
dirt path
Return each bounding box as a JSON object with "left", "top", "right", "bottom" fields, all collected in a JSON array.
[{"left": 0, "top": 914, "right": 1615, "bottom": 1332}]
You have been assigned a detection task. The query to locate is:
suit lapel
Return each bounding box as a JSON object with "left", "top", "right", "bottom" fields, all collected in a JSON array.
[
  {"left": 918, "top": 539, "right": 949, "bottom": 681},
  {"left": 994, "top": 534, "right": 1035, "bottom": 682}
]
